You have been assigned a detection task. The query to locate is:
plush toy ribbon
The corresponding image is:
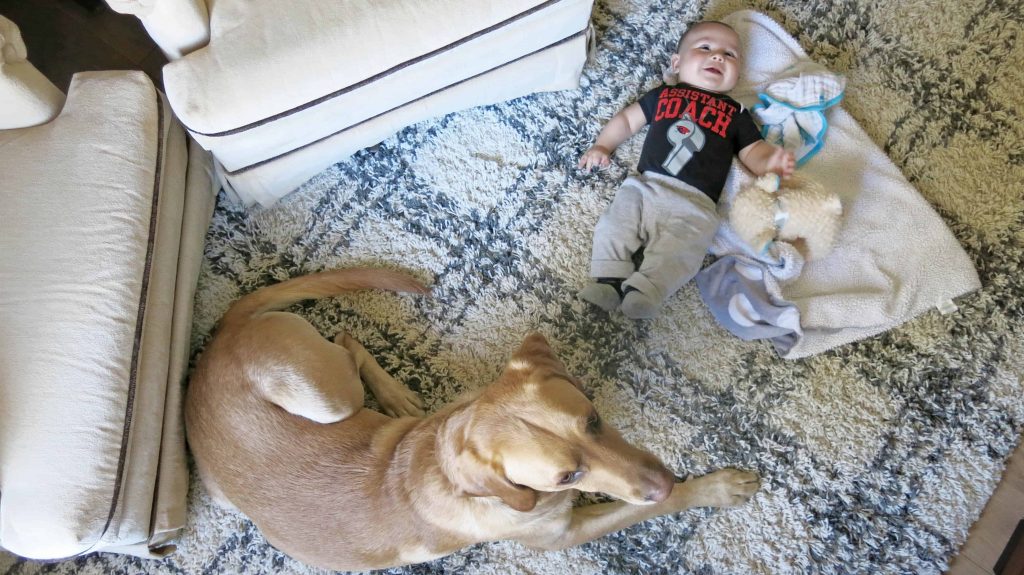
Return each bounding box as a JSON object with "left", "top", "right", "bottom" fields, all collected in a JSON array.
[
  {"left": 758, "top": 174, "right": 798, "bottom": 279},
  {"left": 751, "top": 66, "right": 845, "bottom": 167}
]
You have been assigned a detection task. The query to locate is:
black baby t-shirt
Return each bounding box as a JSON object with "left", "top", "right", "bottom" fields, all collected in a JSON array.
[{"left": 637, "top": 83, "right": 762, "bottom": 202}]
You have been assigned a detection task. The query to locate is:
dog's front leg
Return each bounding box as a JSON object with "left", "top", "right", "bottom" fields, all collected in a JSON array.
[
  {"left": 519, "top": 469, "right": 759, "bottom": 551},
  {"left": 334, "top": 333, "right": 424, "bottom": 417}
]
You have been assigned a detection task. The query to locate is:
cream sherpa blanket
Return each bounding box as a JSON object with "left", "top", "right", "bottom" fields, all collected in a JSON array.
[{"left": 703, "top": 10, "right": 982, "bottom": 359}]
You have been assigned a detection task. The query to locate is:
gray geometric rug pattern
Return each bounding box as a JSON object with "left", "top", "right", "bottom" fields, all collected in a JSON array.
[{"left": 4, "top": 0, "right": 1022, "bottom": 573}]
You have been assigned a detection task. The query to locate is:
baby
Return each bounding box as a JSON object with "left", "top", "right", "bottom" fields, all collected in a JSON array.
[{"left": 579, "top": 21, "right": 795, "bottom": 319}]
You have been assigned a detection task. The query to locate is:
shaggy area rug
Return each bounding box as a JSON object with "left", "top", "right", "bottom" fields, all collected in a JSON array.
[{"left": 4, "top": 0, "right": 1022, "bottom": 573}]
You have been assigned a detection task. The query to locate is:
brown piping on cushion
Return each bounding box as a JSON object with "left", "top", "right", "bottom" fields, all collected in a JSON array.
[
  {"left": 88, "top": 89, "right": 165, "bottom": 552},
  {"left": 188, "top": 0, "right": 569, "bottom": 137},
  {"left": 224, "top": 28, "right": 587, "bottom": 176}
]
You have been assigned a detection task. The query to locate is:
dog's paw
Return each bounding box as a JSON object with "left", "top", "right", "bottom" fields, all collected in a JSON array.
[
  {"left": 684, "top": 468, "right": 760, "bottom": 508},
  {"left": 377, "top": 386, "right": 425, "bottom": 418}
]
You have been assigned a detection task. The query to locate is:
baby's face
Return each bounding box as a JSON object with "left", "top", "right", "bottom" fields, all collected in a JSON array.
[{"left": 671, "top": 23, "right": 741, "bottom": 92}]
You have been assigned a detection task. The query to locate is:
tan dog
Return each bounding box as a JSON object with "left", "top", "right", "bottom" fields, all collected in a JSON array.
[{"left": 185, "top": 268, "right": 760, "bottom": 571}]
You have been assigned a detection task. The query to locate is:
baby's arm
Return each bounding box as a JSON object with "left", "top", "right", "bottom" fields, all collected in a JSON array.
[
  {"left": 738, "top": 141, "right": 796, "bottom": 178},
  {"left": 579, "top": 103, "right": 647, "bottom": 171}
]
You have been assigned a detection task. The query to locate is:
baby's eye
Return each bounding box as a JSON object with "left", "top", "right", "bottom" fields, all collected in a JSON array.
[
  {"left": 697, "top": 44, "right": 711, "bottom": 51},
  {"left": 726, "top": 52, "right": 738, "bottom": 58}
]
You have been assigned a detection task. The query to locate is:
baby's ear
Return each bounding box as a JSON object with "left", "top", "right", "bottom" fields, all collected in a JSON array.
[{"left": 663, "top": 53, "right": 682, "bottom": 84}]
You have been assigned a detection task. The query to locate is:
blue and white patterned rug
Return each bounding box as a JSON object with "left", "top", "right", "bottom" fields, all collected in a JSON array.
[{"left": 4, "top": 0, "right": 1023, "bottom": 573}]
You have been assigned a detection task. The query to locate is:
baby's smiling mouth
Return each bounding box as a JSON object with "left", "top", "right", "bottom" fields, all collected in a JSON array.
[{"left": 703, "top": 66, "right": 723, "bottom": 76}]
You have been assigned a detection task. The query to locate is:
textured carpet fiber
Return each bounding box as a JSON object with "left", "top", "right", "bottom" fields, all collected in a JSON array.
[{"left": 4, "top": 0, "right": 1023, "bottom": 573}]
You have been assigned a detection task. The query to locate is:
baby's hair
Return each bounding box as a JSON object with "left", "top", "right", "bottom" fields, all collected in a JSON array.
[
  {"left": 664, "top": 20, "right": 737, "bottom": 85},
  {"left": 674, "top": 20, "right": 736, "bottom": 52}
]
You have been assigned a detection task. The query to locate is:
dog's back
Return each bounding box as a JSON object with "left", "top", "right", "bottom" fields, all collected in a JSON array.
[{"left": 184, "top": 269, "right": 437, "bottom": 567}]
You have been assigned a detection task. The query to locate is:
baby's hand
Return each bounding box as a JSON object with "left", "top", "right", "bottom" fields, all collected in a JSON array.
[
  {"left": 579, "top": 145, "right": 612, "bottom": 172},
  {"left": 768, "top": 147, "right": 796, "bottom": 178}
]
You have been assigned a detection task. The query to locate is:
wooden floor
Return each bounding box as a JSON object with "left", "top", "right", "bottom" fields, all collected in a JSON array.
[
  {"left": 0, "top": 0, "right": 165, "bottom": 92},
  {"left": 948, "top": 437, "right": 1024, "bottom": 575},
  {"left": 1, "top": 2, "right": 1022, "bottom": 573}
]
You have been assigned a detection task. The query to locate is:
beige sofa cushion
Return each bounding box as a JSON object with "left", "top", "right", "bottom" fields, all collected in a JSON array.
[
  {"left": 0, "top": 71, "right": 201, "bottom": 559},
  {"left": 221, "top": 33, "right": 588, "bottom": 207},
  {"left": 0, "top": 14, "right": 65, "bottom": 129},
  {"left": 166, "top": 0, "right": 593, "bottom": 169}
]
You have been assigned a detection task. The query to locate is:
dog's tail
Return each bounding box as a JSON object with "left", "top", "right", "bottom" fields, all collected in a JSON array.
[{"left": 222, "top": 268, "right": 429, "bottom": 324}]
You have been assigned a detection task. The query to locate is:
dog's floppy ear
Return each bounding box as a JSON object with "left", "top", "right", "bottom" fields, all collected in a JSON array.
[
  {"left": 512, "top": 333, "right": 558, "bottom": 363},
  {"left": 452, "top": 444, "right": 538, "bottom": 512},
  {"left": 509, "top": 333, "right": 584, "bottom": 391}
]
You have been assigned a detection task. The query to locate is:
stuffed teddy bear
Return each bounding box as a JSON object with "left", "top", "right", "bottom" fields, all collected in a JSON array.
[{"left": 729, "top": 173, "right": 842, "bottom": 262}]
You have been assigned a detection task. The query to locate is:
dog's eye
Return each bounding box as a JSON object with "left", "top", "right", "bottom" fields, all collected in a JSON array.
[{"left": 558, "top": 470, "right": 583, "bottom": 485}]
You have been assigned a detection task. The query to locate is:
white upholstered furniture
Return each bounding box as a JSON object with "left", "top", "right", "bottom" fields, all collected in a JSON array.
[
  {"left": 107, "top": 0, "right": 596, "bottom": 206},
  {"left": 0, "top": 15, "right": 216, "bottom": 560}
]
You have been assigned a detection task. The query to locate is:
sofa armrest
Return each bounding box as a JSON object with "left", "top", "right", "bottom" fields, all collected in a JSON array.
[
  {"left": 0, "top": 15, "right": 64, "bottom": 129},
  {"left": 105, "top": 0, "right": 210, "bottom": 59},
  {"left": 0, "top": 71, "right": 196, "bottom": 560}
]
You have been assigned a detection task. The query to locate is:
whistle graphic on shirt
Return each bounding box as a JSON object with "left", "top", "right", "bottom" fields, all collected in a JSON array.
[{"left": 662, "top": 115, "right": 705, "bottom": 176}]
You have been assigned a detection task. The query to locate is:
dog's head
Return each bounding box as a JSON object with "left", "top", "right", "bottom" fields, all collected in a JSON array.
[{"left": 447, "top": 333, "right": 675, "bottom": 512}]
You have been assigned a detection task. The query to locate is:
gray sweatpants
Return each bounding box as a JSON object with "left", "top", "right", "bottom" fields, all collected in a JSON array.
[{"left": 590, "top": 171, "right": 719, "bottom": 304}]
